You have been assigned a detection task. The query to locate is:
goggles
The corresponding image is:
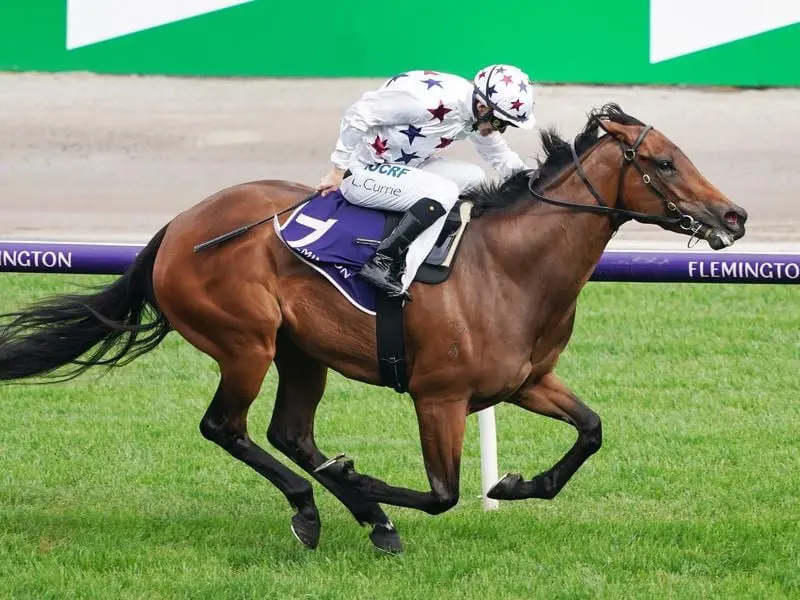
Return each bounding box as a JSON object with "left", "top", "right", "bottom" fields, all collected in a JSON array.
[{"left": 475, "top": 111, "right": 512, "bottom": 133}]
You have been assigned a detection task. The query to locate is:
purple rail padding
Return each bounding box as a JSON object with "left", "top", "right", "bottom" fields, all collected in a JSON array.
[
  {"left": 591, "top": 250, "right": 800, "bottom": 285},
  {"left": 0, "top": 242, "right": 141, "bottom": 275},
  {"left": 0, "top": 241, "right": 798, "bottom": 284}
]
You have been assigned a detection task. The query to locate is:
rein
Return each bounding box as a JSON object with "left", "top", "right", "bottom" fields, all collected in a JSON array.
[{"left": 527, "top": 122, "right": 708, "bottom": 244}]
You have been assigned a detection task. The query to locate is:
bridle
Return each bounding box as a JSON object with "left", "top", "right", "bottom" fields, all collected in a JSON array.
[{"left": 527, "top": 121, "right": 709, "bottom": 244}]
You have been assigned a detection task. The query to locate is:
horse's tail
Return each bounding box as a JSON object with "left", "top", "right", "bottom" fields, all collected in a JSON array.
[{"left": 0, "top": 225, "right": 172, "bottom": 382}]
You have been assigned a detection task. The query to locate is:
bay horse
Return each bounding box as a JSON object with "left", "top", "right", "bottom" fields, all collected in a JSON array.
[{"left": 0, "top": 104, "right": 747, "bottom": 554}]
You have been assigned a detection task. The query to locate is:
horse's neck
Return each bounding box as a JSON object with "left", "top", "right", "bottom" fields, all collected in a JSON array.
[{"left": 477, "top": 145, "right": 620, "bottom": 320}]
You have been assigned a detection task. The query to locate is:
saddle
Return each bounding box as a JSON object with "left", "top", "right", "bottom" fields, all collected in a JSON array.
[
  {"left": 276, "top": 191, "right": 474, "bottom": 395},
  {"left": 388, "top": 199, "right": 472, "bottom": 284}
]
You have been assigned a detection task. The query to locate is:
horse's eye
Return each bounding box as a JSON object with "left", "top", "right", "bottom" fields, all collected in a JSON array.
[{"left": 658, "top": 159, "right": 675, "bottom": 172}]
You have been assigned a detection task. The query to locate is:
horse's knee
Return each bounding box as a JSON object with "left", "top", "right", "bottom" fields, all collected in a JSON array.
[
  {"left": 266, "top": 424, "right": 284, "bottom": 450},
  {"left": 200, "top": 416, "right": 250, "bottom": 456},
  {"left": 266, "top": 424, "right": 297, "bottom": 455},
  {"left": 268, "top": 425, "right": 314, "bottom": 467},
  {"left": 581, "top": 413, "right": 602, "bottom": 454},
  {"left": 426, "top": 490, "right": 459, "bottom": 515},
  {"left": 199, "top": 415, "right": 221, "bottom": 442}
]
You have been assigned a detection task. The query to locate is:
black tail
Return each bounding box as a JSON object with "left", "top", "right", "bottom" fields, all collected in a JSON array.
[{"left": 0, "top": 226, "right": 172, "bottom": 382}]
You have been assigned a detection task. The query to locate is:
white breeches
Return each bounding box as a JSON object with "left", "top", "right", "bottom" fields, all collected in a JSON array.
[{"left": 340, "top": 157, "right": 487, "bottom": 291}]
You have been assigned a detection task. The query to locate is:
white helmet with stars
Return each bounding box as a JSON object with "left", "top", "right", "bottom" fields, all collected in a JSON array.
[{"left": 473, "top": 64, "right": 535, "bottom": 130}]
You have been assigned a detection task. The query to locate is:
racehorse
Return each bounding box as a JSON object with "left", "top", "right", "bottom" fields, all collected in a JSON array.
[{"left": 0, "top": 104, "right": 747, "bottom": 554}]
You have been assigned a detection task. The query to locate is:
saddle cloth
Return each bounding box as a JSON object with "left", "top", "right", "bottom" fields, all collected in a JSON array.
[{"left": 275, "top": 190, "right": 471, "bottom": 314}]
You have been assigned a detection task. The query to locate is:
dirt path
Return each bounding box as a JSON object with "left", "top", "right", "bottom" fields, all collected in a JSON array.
[{"left": 2, "top": 72, "right": 798, "bottom": 248}]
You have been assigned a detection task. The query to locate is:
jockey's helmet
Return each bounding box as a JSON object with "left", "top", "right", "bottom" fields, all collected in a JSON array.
[{"left": 472, "top": 64, "right": 535, "bottom": 130}]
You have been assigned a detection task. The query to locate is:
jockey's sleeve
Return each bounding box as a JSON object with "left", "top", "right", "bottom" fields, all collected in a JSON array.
[
  {"left": 330, "top": 89, "right": 422, "bottom": 170},
  {"left": 469, "top": 131, "right": 529, "bottom": 179}
]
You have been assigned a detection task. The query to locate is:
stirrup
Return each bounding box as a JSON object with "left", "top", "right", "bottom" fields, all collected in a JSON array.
[
  {"left": 388, "top": 288, "right": 413, "bottom": 302},
  {"left": 359, "top": 266, "right": 403, "bottom": 293},
  {"left": 359, "top": 262, "right": 411, "bottom": 301}
]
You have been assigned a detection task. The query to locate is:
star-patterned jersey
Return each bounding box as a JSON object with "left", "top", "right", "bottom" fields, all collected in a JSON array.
[{"left": 330, "top": 70, "right": 528, "bottom": 178}]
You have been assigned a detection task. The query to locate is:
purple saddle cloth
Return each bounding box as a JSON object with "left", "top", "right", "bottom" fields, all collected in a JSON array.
[{"left": 276, "top": 190, "right": 388, "bottom": 314}]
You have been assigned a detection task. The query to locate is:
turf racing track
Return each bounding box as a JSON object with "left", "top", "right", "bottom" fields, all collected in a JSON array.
[{"left": 0, "top": 73, "right": 797, "bottom": 596}]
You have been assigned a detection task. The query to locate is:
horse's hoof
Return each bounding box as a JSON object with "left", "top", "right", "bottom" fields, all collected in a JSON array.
[
  {"left": 314, "top": 453, "right": 348, "bottom": 474},
  {"left": 369, "top": 522, "right": 403, "bottom": 555},
  {"left": 290, "top": 512, "right": 321, "bottom": 549},
  {"left": 486, "top": 472, "right": 523, "bottom": 500}
]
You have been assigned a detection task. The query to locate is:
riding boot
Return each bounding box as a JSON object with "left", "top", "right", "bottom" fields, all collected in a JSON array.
[{"left": 359, "top": 197, "right": 447, "bottom": 297}]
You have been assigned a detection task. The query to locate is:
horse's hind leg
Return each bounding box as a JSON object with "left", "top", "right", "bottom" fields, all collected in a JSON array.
[
  {"left": 316, "top": 394, "right": 469, "bottom": 515},
  {"left": 199, "top": 349, "right": 322, "bottom": 549},
  {"left": 267, "top": 332, "right": 402, "bottom": 554},
  {"left": 487, "top": 371, "right": 602, "bottom": 501}
]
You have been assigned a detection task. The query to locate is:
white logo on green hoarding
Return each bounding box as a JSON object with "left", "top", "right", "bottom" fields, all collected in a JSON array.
[
  {"left": 650, "top": 0, "right": 800, "bottom": 63},
  {"left": 66, "top": 0, "right": 255, "bottom": 50}
]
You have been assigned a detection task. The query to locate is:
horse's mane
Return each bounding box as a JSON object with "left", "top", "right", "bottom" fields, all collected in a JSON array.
[{"left": 465, "top": 103, "right": 646, "bottom": 217}]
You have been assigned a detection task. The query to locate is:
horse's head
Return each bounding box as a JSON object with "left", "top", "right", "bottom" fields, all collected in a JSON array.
[{"left": 597, "top": 108, "right": 748, "bottom": 249}]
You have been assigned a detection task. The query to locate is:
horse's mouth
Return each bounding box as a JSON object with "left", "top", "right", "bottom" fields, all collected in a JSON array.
[
  {"left": 704, "top": 228, "right": 736, "bottom": 250},
  {"left": 690, "top": 209, "right": 746, "bottom": 250}
]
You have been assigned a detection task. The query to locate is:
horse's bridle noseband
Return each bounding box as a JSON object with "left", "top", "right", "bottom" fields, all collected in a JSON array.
[{"left": 527, "top": 122, "right": 708, "bottom": 243}]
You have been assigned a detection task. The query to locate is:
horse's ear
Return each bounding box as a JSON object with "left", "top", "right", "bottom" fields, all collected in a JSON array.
[{"left": 598, "top": 120, "right": 639, "bottom": 147}]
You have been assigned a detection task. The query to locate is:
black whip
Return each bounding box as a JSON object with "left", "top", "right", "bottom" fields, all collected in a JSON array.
[{"left": 192, "top": 194, "right": 314, "bottom": 254}]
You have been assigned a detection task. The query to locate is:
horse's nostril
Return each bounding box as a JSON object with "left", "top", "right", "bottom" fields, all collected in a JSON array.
[{"left": 724, "top": 211, "right": 743, "bottom": 229}]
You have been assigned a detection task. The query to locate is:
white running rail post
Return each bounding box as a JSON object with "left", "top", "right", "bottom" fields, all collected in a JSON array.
[{"left": 478, "top": 407, "right": 499, "bottom": 511}]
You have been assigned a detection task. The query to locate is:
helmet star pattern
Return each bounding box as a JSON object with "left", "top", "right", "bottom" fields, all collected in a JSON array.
[{"left": 472, "top": 64, "right": 535, "bottom": 130}]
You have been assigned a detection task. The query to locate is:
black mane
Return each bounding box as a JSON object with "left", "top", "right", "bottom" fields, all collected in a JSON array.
[{"left": 465, "top": 103, "right": 646, "bottom": 217}]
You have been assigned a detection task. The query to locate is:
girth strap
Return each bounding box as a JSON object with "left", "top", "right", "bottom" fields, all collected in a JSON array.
[{"left": 376, "top": 294, "right": 408, "bottom": 393}]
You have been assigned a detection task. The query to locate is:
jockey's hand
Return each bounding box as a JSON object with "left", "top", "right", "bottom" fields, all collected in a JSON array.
[{"left": 317, "top": 167, "right": 346, "bottom": 196}]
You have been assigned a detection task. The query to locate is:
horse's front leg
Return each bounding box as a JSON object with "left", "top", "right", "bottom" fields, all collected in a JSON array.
[
  {"left": 316, "top": 396, "right": 467, "bottom": 515},
  {"left": 487, "top": 371, "right": 602, "bottom": 501}
]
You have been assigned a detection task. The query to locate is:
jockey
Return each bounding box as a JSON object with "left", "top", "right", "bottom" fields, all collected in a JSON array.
[{"left": 317, "top": 64, "right": 536, "bottom": 298}]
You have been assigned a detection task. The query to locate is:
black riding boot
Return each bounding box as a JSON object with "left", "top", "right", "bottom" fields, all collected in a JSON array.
[{"left": 359, "top": 197, "right": 447, "bottom": 297}]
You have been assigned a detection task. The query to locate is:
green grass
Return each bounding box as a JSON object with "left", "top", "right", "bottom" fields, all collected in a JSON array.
[{"left": 0, "top": 275, "right": 798, "bottom": 599}]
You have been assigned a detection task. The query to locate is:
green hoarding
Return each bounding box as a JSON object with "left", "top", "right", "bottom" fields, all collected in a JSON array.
[{"left": 1, "top": 1, "right": 799, "bottom": 86}]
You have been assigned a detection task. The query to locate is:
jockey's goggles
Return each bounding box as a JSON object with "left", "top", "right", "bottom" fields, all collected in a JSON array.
[
  {"left": 475, "top": 111, "right": 513, "bottom": 133},
  {"left": 490, "top": 116, "right": 511, "bottom": 133}
]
